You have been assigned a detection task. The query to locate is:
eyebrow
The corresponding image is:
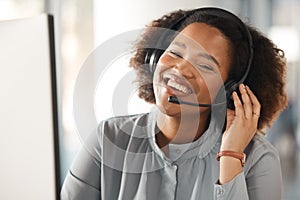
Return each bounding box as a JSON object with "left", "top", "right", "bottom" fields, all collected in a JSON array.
[
  {"left": 198, "top": 52, "right": 220, "bottom": 67},
  {"left": 173, "top": 41, "right": 220, "bottom": 67}
]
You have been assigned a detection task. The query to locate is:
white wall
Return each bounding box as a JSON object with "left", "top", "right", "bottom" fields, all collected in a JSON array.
[{"left": 94, "top": 0, "right": 243, "bottom": 46}]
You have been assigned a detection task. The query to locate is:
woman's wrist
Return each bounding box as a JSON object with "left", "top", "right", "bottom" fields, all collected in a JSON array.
[
  {"left": 220, "top": 143, "right": 245, "bottom": 153},
  {"left": 218, "top": 156, "right": 243, "bottom": 184}
]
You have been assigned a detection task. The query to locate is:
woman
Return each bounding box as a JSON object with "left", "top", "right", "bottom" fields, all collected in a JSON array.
[{"left": 61, "top": 7, "right": 287, "bottom": 200}]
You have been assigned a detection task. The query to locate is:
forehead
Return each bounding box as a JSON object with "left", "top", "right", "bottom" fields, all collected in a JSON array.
[{"left": 176, "top": 22, "right": 232, "bottom": 68}]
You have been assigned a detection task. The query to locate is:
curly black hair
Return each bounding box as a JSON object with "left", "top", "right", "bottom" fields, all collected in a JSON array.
[{"left": 129, "top": 8, "right": 288, "bottom": 130}]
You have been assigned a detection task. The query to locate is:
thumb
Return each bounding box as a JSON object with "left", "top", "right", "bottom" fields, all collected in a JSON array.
[{"left": 225, "top": 109, "right": 235, "bottom": 132}]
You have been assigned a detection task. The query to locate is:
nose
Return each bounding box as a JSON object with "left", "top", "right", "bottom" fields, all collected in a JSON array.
[{"left": 174, "top": 58, "right": 195, "bottom": 78}]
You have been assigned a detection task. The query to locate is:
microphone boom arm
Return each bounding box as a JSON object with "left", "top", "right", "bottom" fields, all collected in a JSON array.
[{"left": 168, "top": 96, "right": 225, "bottom": 107}]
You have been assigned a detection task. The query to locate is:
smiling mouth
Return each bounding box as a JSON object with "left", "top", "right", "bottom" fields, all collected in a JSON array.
[
  {"left": 167, "top": 79, "right": 192, "bottom": 94},
  {"left": 163, "top": 75, "right": 192, "bottom": 95}
]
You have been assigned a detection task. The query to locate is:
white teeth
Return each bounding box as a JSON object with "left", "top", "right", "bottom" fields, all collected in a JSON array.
[{"left": 167, "top": 79, "right": 190, "bottom": 94}]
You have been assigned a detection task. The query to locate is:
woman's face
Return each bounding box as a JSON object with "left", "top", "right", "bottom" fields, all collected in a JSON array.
[{"left": 153, "top": 22, "right": 232, "bottom": 116}]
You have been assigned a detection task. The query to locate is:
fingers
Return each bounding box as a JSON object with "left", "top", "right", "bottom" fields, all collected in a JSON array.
[
  {"left": 246, "top": 85, "right": 261, "bottom": 121},
  {"left": 232, "top": 91, "right": 243, "bottom": 117},
  {"left": 223, "top": 85, "right": 260, "bottom": 153},
  {"left": 232, "top": 84, "right": 261, "bottom": 121},
  {"left": 239, "top": 84, "right": 252, "bottom": 119}
]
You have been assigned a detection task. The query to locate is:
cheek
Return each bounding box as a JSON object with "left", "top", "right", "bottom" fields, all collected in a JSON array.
[
  {"left": 196, "top": 74, "right": 225, "bottom": 100},
  {"left": 152, "top": 69, "right": 166, "bottom": 102}
]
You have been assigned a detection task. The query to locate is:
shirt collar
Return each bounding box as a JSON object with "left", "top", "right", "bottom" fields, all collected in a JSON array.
[{"left": 147, "top": 107, "right": 223, "bottom": 163}]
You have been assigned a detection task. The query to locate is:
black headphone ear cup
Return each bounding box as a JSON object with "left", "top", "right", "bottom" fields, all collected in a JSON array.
[
  {"left": 144, "top": 49, "right": 154, "bottom": 66},
  {"left": 144, "top": 48, "right": 165, "bottom": 74},
  {"left": 225, "top": 80, "right": 238, "bottom": 110}
]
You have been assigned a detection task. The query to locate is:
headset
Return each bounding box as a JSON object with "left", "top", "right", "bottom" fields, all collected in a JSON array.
[{"left": 144, "top": 7, "right": 254, "bottom": 109}]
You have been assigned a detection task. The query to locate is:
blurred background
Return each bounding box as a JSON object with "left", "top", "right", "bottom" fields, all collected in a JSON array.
[{"left": 0, "top": 0, "right": 299, "bottom": 199}]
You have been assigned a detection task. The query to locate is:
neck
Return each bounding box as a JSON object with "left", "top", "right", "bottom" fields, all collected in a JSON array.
[{"left": 156, "top": 109, "right": 210, "bottom": 148}]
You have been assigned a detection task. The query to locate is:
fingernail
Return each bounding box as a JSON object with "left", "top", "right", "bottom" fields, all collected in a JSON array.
[{"left": 241, "top": 83, "right": 245, "bottom": 88}]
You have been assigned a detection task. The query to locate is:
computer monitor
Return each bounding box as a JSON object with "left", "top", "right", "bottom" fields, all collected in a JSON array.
[{"left": 0, "top": 14, "right": 60, "bottom": 200}]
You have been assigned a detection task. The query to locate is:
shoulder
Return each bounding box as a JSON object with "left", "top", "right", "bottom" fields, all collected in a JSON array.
[
  {"left": 252, "top": 133, "right": 279, "bottom": 157},
  {"left": 99, "top": 112, "right": 151, "bottom": 134},
  {"left": 244, "top": 133, "right": 281, "bottom": 174},
  {"left": 242, "top": 134, "right": 283, "bottom": 199},
  {"left": 97, "top": 112, "right": 153, "bottom": 148}
]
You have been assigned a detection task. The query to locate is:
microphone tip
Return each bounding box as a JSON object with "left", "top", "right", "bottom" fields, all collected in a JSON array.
[{"left": 168, "top": 96, "right": 180, "bottom": 104}]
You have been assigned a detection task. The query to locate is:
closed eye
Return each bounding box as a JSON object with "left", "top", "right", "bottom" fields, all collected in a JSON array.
[
  {"left": 168, "top": 49, "right": 183, "bottom": 58},
  {"left": 197, "top": 64, "right": 215, "bottom": 72}
]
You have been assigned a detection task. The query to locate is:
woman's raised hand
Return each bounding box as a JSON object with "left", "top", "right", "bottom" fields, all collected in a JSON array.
[{"left": 221, "top": 84, "right": 261, "bottom": 153}]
